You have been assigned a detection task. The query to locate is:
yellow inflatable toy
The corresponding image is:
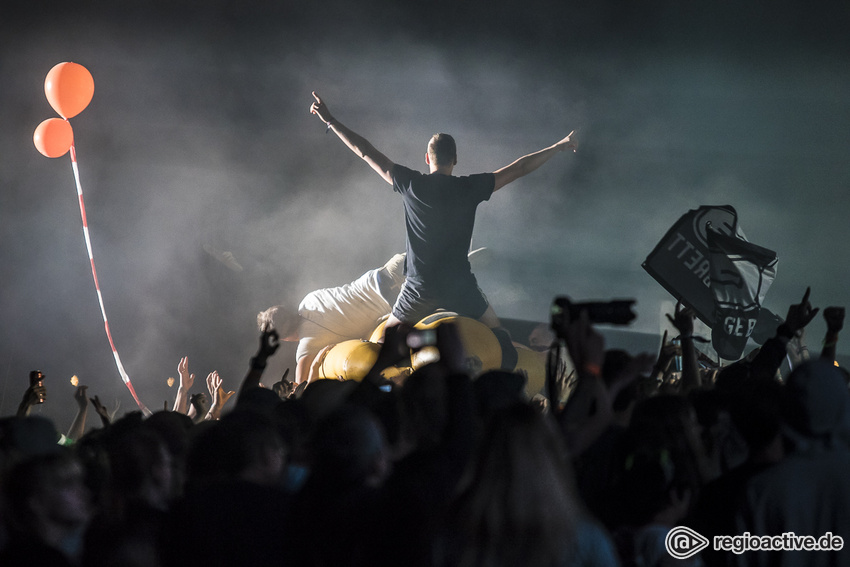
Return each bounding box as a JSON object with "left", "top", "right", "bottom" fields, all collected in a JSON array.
[
  {"left": 317, "top": 311, "right": 552, "bottom": 398},
  {"left": 410, "top": 313, "right": 502, "bottom": 374},
  {"left": 369, "top": 312, "right": 502, "bottom": 375},
  {"left": 315, "top": 339, "right": 379, "bottom": 381},
  {"left": 314, "top": 338, "right": 413, "bottom": 383},
  {"left": 368, "top": 318, "right": 389, "bottom": 343}
]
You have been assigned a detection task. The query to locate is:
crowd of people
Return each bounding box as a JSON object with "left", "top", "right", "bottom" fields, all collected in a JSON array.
[{"left": 1, "top": 288, "right": 848, "bottom": 567}]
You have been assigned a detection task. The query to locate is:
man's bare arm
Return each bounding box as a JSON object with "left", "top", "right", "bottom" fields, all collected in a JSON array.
[
  {"left": 492, "top": 131, "right": 577, "bottom": 192},
  {"left": 311, "top": 91, "right": 395, "bottom": 185}
]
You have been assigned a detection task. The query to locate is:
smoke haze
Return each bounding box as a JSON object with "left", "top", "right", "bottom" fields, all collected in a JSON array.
[{"left": 2, "top": 0, "right": 848, "bottom": 425}]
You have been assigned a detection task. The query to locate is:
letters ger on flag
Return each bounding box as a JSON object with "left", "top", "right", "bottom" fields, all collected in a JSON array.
[{"left": 707, "top": 227, "right": 778, "bottom": 360}]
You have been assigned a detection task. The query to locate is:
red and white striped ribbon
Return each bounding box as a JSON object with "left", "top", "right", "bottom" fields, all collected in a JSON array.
[{"left": 69, "top": 143, "right": 150, "bottom": 415}]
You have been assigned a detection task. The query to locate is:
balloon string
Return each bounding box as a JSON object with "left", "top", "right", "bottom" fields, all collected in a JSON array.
[{"left": 69, "top": 144, "right": 151, "bottom": 416}]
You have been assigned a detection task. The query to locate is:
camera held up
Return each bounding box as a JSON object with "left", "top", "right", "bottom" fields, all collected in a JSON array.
[{"left": 551, "top": 296, "right": 636, "bottom": 338}]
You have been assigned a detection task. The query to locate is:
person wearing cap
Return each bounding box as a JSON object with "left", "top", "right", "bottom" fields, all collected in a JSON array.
[{"left": 734, "top": 359, "right": 850, "bottom": 567}]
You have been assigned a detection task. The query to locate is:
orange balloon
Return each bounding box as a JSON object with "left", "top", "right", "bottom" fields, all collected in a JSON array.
[
  {"left": 33, "top": 118, "right": 74, "bottom": 158},
  {"left": 44, "top": 62, "right": 94, "bottom": 119}
]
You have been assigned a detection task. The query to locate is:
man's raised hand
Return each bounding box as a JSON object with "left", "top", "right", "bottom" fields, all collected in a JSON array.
[
  {"left": 310, "top": 91, "right": 335, "bottom": 125},
  {"left": 558, "top": 130, "right": 578, "bottom": 153}
]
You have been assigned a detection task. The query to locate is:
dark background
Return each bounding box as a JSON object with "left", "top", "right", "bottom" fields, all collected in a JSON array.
[{"left": 2, "top": 0, "right": 849, "bottom": 427}]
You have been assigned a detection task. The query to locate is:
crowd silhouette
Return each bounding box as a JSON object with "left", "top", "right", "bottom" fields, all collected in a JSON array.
[{"left": 1, "top": 286, "right": 849, "bottom": 567}]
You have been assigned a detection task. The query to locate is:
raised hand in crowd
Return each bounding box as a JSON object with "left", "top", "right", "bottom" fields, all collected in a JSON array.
[
  {"left": 74, "top": 383, "right": 88, "bottom": 410},
  {"left": 782, "top": 286, "right": 820, "bottom": 338},
  {"left": 781, "top": 295, "right": 816, "bottom": 366},
  {"left": 556, "top": 310, "right": 611, "bottom": 457},
  {"left": 550, "top": 367, "right": 575, "bottom": 415},
  {"left": 545, "top": 339, "right": 574, "bottom": 414},
  {"left": 666, "top": 301, "right": 702, "bottom": 392},
  {"left": 821, "top": 306, "right": 845, "bottom": 362},
  {"left": 90, "top": 394, "right": 112, "bottom": 428},
  {"left": 204, "top": 370, "right": 235, "bottom": 420},
  {"left": 751, "top": 287, "right": 821, "bottom": 381},
  {"left": 16, "top": 371, "right": 47, "bottom": 417},
  {"left": 650, "top": 330, "right": 677, "bottom": 391},
  {"left": 238, "top": 328, "right": 281, "bottom": 398},
  {"left": 172, "top": 356, "right": 195, "bottom": 415},
  {"left": 66, "top": 385, "right": 89, "bottom": 441},
  {"left": 272, "top": 369, "right": 299, "bottom": 400}
]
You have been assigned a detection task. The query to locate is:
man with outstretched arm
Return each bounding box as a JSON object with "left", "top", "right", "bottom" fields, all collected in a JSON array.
[{"left": 310, "top": 91, "right": 577, "bottom": 367}]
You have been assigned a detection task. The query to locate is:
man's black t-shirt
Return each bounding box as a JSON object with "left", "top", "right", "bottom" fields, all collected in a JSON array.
[{"left": 392, "top": 164, "right": 494, "bottom": 284}]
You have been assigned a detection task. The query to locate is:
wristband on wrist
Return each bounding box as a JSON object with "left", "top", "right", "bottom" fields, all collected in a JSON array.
[{"left": 325, "top": 120, "right": 335, "bottom": 133}]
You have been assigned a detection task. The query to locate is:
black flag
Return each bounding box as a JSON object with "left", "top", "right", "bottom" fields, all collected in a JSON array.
[{"left": 643, "top": 205, "right": 782, "bottom": 359}]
